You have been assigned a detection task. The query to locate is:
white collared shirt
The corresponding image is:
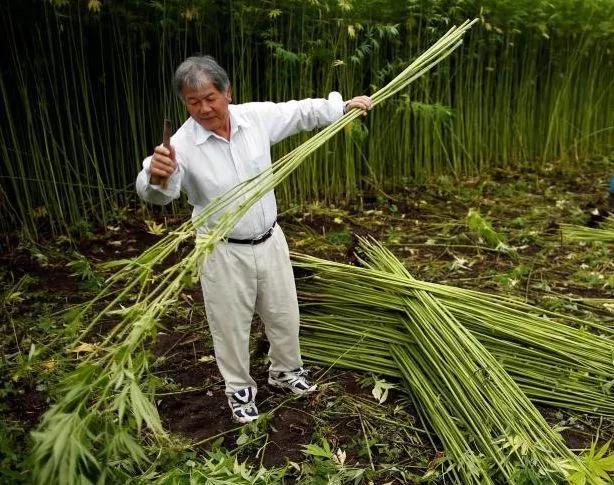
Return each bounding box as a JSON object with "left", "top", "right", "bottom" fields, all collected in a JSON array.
[{"left": 136, "top": 92, "right": 344, "bottom": 239}]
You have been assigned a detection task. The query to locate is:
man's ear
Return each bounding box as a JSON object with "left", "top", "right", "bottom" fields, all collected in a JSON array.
[{"left": 226, "top": 86, "right": 232, "bottom": 103}]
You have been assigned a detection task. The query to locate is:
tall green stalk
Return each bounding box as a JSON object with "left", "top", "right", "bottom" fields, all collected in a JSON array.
[{"left": 2, "top": 0, "right": 612, "bottom": 237}]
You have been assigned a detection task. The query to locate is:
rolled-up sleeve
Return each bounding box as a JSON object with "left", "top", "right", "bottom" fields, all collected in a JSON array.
[
  {"left": 255, "top": 91, "right": 345, "bottom": 145},
  {"left": 136, "top": 155, "right": 183, "bottom": 205}
]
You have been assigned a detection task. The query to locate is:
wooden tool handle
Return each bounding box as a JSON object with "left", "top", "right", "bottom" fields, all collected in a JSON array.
[
  {"left": 160, "top": 119, "right": 172, "bottom": 189},
  {"left": 163, "top": 119, "right": 171, "bottom": 149}
]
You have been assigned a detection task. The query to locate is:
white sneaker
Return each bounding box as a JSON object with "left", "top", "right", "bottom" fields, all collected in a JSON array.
[
  {"left": 268, "top": 367, "right": 317, "bottom": 396},
  {"left": 228, "top": 386, "right": 259, "bottom": 423}
]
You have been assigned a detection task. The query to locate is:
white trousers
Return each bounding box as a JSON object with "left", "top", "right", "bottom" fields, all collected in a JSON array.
[{"left": 200, "top": 224, "right": 303, "bottom": 396}]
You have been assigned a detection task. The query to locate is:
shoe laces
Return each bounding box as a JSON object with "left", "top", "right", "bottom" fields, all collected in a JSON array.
[
  {"left": 286, "top": 367, "right": 312, "bottom": 386},
  {"left": 229, "top": 386, "right": 257, "bottom": 413},
  {"left": 231, "top": 400, "right": 257, "bottom": 415}
]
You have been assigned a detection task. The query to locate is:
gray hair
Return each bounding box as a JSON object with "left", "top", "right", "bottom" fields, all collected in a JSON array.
[{"left": 173, "top": 55, "right": 230, "bottom": 96}]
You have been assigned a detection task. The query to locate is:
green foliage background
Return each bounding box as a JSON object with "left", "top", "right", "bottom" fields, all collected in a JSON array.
[{"left": 0, "top": 0, "right": 612, "bottom": 237}]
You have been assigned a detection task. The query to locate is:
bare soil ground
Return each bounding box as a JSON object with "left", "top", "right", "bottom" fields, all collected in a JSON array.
[{"left": 1, "top": 158, "right": 612, "bottom": 482}]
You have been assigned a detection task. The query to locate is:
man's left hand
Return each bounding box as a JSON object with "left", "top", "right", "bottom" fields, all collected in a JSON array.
[{"left": 344, "top": 95, "right": 373, "bottom": 116}]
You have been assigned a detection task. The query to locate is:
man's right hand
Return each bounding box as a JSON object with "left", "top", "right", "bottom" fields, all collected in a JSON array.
[{"left": 149, "top": 144, "right": 177, "bottom": 186}]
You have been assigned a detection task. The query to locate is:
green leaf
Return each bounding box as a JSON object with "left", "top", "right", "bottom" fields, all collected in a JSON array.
[
  {"left": 303, "top": 442, "right": 334, "bottom": 459},
  {"left": 595, "top": 453, "right": 614, "bottom": 472}
]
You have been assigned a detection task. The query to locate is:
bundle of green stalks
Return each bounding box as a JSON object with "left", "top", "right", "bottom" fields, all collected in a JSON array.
[
  {"left": 301, "top": 312, "right": 614, "bottom": 416},
  {"left": 294, "top": 239, "right": 614, "bottom": 483},
  {"left": 561, "top": 215, "right": 614, "bottom": 243},
  {"left": 30, "top": 21, "right": 478, "bottom": 484}
]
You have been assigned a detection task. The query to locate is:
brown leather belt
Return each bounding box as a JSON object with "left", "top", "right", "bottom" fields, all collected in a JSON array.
[{"left": 227, "top": 222, "right": 276, "bottom": 245}]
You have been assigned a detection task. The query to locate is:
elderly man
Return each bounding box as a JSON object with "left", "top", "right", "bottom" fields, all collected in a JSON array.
[{"left": 136, "top": 55, "right": 372, "bottom": 423}]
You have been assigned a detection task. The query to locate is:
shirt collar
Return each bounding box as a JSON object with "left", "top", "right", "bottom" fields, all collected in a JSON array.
[{"left": 192, "top": 105, "right": 251, "bottom": 145}]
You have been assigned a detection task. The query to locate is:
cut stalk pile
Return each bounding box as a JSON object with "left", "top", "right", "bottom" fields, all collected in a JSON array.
[
  {"left": 31, "top": 21, "right": 479, "bottom": 484},
  {"left": 561, "top": 215, "right": 614, "bottom": 243},
  {"left": 294, "top": 238, "right": 614, "bottom": 483}
]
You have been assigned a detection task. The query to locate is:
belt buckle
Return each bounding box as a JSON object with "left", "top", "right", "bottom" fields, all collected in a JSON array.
[
  {"left": 255, "top": 227, "right": 272, "bottom": 244},
  {"left": 254, "top": 226, "right": 274, "bottom": 245}
]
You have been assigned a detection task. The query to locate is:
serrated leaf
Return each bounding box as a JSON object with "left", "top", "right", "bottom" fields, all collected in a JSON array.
[
  {"left": 596, "top": 453, "right": 614, "bottom": 471},
  {"left": 595, "top": 440, "right": 611, "bottom": 460},
  {"left": 145, "top": 219, "right": 166, "bottom": 235},
  {"left": 302, "top": 443, "right": 333, "bottom": 459},
  {"left": 5, "top": 291, "right": 24, "bottom": 303},
  {"left": 87, "top": 0, "right": 101, "bottom": 12}
]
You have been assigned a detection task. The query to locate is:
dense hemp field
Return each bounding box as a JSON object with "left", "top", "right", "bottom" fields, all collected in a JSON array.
[{"left": 1, "top": 0, "right": 613, "bottom": 483}]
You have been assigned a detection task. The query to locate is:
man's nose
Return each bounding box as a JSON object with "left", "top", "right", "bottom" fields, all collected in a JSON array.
[{"left": 200, "top": 101, "right": 212, "bottom": 114}]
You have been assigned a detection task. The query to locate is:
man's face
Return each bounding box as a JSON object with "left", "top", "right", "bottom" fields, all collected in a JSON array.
[{"left": 182, "top": 81, "right": 231, "bottom": 135}]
